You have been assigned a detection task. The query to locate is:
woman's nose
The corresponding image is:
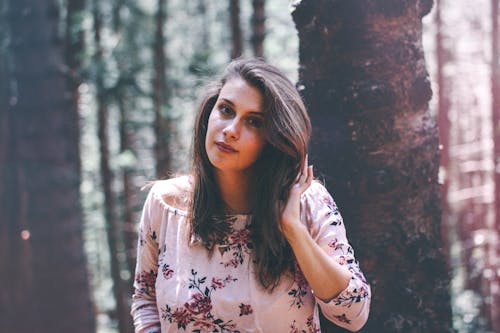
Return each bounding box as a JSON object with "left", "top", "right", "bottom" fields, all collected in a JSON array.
[{"left": 222, "top": 119, "right": 240, "bottom": 140}]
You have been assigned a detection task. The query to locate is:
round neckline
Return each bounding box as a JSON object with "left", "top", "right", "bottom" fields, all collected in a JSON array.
[{"left": 154, "top": 190, "right": 251, "bottom": 218}]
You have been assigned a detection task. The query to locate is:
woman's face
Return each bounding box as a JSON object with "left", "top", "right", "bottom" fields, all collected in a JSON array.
[{"left": 205, "top": 77, "right": 266, "bottom": 176}]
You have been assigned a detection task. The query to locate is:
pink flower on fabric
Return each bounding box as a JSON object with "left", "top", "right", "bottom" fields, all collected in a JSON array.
[
  {"left": 211, "top": 277, "right": 226, "bottom": 289},
  {"left": 322, "top": 193, "right": 334, "bottom": 206},
  {"left": 162, "top": 264, "right": 174, "bottom": 280},
  {"left": 136, "top": 270, "right": 157, "bottom": 296},
  {"left": 328, "top": 238, "right": 338, "bottom": 248},
  {"left": 337, "top": 256, "right": 347, "bottom": 265},
  {"left": 172, "top": 308, "right": 191, "bottom": 328},
  {"left": 239, "top": 303, "right": 253, "bottom": 316},
  {"left": 185, "top": 293, "right": 212, "bottom": 315},
  {"left": 224, "top": 258, "right": 239, "bottom": 268},
  {"left": 230, "top": 228, "right": 250, "bottom": 245}
]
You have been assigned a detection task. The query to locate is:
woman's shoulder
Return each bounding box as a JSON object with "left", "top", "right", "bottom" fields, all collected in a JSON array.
[
  {"left": 303, "top": 180, "right": 330, "bottom": 198},
  {"left": 302, "top": 180, "right": 336, "bottom": 208},
  {"left": 150, "top": 174, "right": 192, "bottom": 212}
]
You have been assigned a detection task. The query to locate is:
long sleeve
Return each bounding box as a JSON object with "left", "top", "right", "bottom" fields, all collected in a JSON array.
[
  {"left": 130, "top": 186, "right": 162, "bottom": 333},
  {"left": 302, "top": 182, "right": 371, "bottom": 332}
]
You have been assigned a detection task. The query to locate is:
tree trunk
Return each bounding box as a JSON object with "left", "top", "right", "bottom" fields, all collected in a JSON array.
[
  {"left": 230, "top": 0, "right": 243, "bottom": 59},
  {"left": 292, "top": 1, "right": 453, "bottom": 332},
  {"left": 92, "top": 2, "right": 133, "bottom": 332},
  {"left": 0, "top": 0, "right": 95, "bottom": 332},
  {"left": 251, "top": 0, "right": 265, "bottom": 58},
  {"left": 490, "top": 0, "right": 500, "bottom": 330},
  {"left": 118, "top": 95, "right": 138, "bottom": 279},
  {"left": 110, "top": 0, "right": 139, "bottom": 281},
  {"left": 153, "top": 0, "right": 171, "bottom": 177}
]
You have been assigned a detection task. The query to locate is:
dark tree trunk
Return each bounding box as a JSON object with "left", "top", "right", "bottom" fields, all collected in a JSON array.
[
  {"left": 153, "top": 0, "right": 171, "bottom": 177},
  {"left": 490, "top": 0, "right": 500, "bottom": 330},
  {"left": 92, "top": 2, "right": 133, "bottom": 332},
  {"left": 111, "top": 0, "right": 139, "bottom": 281},
  {"left": 118, "top": 96, "right": 138, "bottom": 279},
  {"left": 230, "top": 0, "right": 243, "bottom": 59},
  {"left": 292, "top": 1, "right": 453, "bottom": 332},
  {"left": 65, "top": 0, "right": 85, "bottom": 97},
  {"left": 251, "top": 0, "right": 265, "bottom": 58},
  {"left": 0, "top": 0, "right": 95, "bottom": 332}
]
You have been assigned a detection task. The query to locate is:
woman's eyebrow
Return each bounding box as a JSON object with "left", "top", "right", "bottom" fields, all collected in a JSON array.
[
  {"left": 220, "top": 98, "right": 235, "bottom": 106},
  {"left": 220, "top": 98, "right": 264, "bottom": 115}
]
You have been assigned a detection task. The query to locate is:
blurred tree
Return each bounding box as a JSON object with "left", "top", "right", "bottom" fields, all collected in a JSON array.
[
  {"left": 230, "top": 0, "right": 243, "bottom": 59},
  {"left": 65, "top": 0, "right": 85, "bottom": 96},
  {"left": 109, "top": 0, "right": 137, "bottom": 288},
  {"left": 0, "top": 0, "right": 95, "bottom": 332},
  {"left": 251, "top": 0, "right": 265, "bottom": 58},
  {"left": 153, "top": 0, "right": 172, "bottom": 177},
  {"left": 92, "top": 1, "right": 133, "bottom": 332},
  {"left": 293, "top": 1, "right": 453, "bottom": 332}
]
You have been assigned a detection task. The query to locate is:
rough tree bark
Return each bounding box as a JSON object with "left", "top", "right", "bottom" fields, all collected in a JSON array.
[
  {"left": 230, "top": 0, "right": 243, "bottom": 59},
  {"left": 251, "top": 0, "right": 265, "bottom": 58},
  {"left": 0, "top": 0, "right": 95, "bottom": 332},
  {"left": 92, "top": 2, "right": 133, "bottom": 332},
  {"left": 292, "top": 1, "right": 453, "bottom": 332}
]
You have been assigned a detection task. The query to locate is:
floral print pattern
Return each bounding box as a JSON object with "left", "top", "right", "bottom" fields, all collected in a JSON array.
[
  {"left": 218, "top": 218, "right": 253, "bottom": 268},
  {"left": 162, "top": 264, "right": 174, "bottom": 280},
  {"left": 289, "top": 315, "right": 320, "bottom": 333},
  {"left": 135, "top": 269, "right": 157, "bottom": 297},
  {"left": 160, "top": 269, "right": 241, "bottom": 332},
  {"left": 131, "top": 180, "right": 371, "bottom": 333},
  {"left": 288, "top": 262, "right": 310, "bottom": 308}
]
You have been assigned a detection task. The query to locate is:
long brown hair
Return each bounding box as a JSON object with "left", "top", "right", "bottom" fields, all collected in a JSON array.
[{"left": 189, "top": 58, "right": 311, "bottom": 289}]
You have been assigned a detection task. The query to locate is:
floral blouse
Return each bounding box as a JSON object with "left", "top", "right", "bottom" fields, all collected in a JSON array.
[{"left": 131, "top": 178, "right": 371, "bottom": 333}]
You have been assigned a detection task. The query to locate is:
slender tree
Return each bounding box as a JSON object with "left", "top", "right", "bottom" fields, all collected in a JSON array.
[
  {"left": 117, "top": 94, "right": 138, "bottom": 278},
  {"left": 92, "top": 1, "right": 133, "bottom": 332},
  {"left": 251, "top": 0, "right": 265, "bottom": 58},
  {"left": 292, "top": 1, "right": 453, "bottom": 332},
  {"left": 110, "top": 0, "right": 140, "bottom": 280},
  {"left": 66, "top": 0, "right": 85, "bottom": 83},
  {"left": 490, "top": 0, "right": 500, "bottom": 330},
  {"left": 0, "top": 0, "right": 95, "bottom": 332},
  {"left": 230, "top": 0, "right": 243, "bottom": 59},
  {"left": 153, "top": 0, "right": 171, "bottom": 177}
]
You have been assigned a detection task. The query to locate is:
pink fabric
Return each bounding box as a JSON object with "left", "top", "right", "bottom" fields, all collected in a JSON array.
[{"left": 131, "top": 179, "right": 370, "bottom": 333}]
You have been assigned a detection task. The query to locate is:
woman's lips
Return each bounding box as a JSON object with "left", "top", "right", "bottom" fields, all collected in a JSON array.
[{"left": 215, "top": 142, "right": 238, "bottom": 153}]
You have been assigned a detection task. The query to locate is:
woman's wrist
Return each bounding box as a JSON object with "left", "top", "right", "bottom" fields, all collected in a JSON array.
[{"left": 281, "top": 219, "right": 308, "bottom": 244}]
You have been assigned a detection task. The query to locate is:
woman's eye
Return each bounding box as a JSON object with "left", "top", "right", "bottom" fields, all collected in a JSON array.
[
  {"left": 218, "top": 104, "right": 233, "bottom": 116},
  {"left": 247, "top": 117, "right": 263, "bottom": 128}
]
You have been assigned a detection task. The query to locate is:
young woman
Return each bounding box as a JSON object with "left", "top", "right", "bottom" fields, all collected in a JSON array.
[{"left": 131, "top": 58, "right": 371, "bottom": 333}]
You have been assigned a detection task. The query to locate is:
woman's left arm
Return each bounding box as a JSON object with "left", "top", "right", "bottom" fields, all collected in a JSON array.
[{"left": 281, "top": 158, "right": 371, "bottom": 331}]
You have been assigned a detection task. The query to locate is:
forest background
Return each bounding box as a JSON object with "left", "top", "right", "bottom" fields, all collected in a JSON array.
[{"left": 1, "top": 0, "right": 499, "bottom": 333}]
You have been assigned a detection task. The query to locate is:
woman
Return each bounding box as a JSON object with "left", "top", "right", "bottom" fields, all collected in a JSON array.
[{"left": 131, "top": 58, "right": 371, "bottom": 333}]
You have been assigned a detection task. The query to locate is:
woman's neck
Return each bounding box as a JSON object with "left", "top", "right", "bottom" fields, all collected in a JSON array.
[{"left": 214, "top": 170, "right": 254, "bottom": 214}]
